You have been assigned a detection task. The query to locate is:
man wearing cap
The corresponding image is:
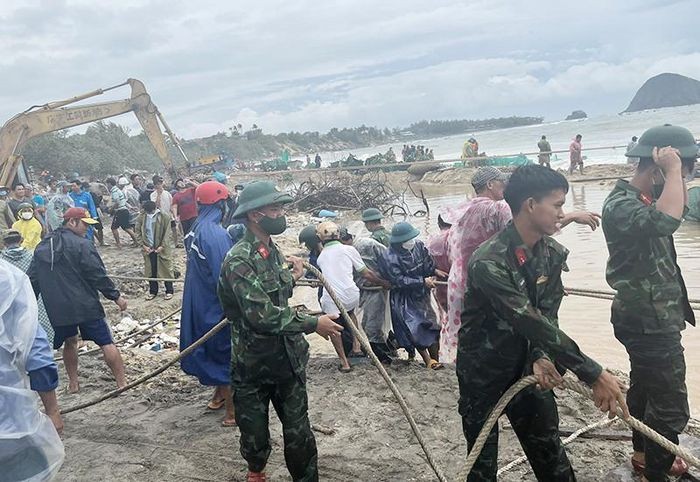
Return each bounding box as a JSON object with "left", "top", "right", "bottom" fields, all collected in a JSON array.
[
  {"left": 217, "top": 180, "right": 343, "bottom": 482},
  {"left": 45, "top": 181, "right": 74, "bottom": 233},
  {"left": 362, "top": 207, "right": 390, "bottom": 247},
  {"left": 316, "top": 221, "right": 389, "bottom": 372},
  {"left": 378, "top": 221, "right": 444, "bottom": 370},
  {"left": 28, "top": 207, "right": 128, "bottom": 393},
  {"left": 602, "top": 124, "right": 698, "bottom": 481},
  {"left": 446, "top": 166, "right": 602, "bottom": 364}
]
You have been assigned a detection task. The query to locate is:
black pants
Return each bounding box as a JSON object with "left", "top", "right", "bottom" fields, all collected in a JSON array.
[
  {"left": 148, "top": 252, "right": 173, "bottom": 295},
  {"left": 460, "top": 383, "right": 575, "bottom": 481},
  {"left": 614, "top": 328, "right": 689, "bottom": 482},
  {"left": 181, "top": 217, "right": 195, "bottom": 235}
]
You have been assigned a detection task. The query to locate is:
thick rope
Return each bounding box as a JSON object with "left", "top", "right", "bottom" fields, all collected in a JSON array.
[
  {"left": 458, "top": 376, "right": 700, "bottom": 481},
  {"left": 60, "top": 318, "right": 228, "bottom": 415},
  {"left": 303, "top": 262, "right": 448, "bottom": 482},
  {"left": 54, "top": 307, "right": 182, "bottom": 362},
  {"left": 110, "top": 274, "right": 184, "bottom": 283},
  {"left": 496, "top": 418, "right": 614, "bottom": 476}
]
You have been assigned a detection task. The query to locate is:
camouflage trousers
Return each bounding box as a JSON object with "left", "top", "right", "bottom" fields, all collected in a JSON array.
[
  {"left": 233, "top": 377, "right": 318, "bottom": 481},
  {"left": 614, "top": 328, "right": 689, "bottom": 482},
  {"left": 458, "top": 382, "right": 575, "bottom": 481}
]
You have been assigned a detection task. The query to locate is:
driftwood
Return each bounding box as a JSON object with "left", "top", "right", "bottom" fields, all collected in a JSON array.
[{"left": 288, "top": 170, "right": 411, "bottom": 214}]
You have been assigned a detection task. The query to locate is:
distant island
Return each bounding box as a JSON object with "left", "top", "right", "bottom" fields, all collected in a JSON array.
[
  {"left": 565, "top": 110, "right": 587, "bottom": 120},
  {"left": 624, "top": 73, "right": 700, "bottom": 113},
  {"left": 23, "top": 116, "right": 543, "bottom": 176}
]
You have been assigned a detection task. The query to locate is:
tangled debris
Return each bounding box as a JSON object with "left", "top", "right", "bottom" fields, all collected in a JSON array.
[{"left": 288, "top": 170, "right": 413, "bottom": 215}]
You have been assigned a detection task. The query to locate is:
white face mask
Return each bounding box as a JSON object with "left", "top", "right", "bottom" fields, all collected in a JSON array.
[
  {"left": 20, "top": 211, "right": 33, "bottom": 220},
  {"left": 402, "top": 238, "right": 416, "bottom": 250}
]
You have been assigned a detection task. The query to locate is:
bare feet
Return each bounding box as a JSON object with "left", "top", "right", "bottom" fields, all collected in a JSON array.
[{"left": 68, "top": 380, "right": 80, "bottom": 393}]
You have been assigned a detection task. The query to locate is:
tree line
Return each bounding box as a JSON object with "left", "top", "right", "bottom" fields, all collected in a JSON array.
[{"left": 20, "top": 116, "right": 543, "bottom": 177}]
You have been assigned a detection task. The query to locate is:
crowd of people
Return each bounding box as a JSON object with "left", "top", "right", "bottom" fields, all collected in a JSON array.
[
  {"left": 402, "top": 144, "right": 434, "bottom": 162},
  {"left": 1, "top": 124, "right": 698, "bottom": 482}
]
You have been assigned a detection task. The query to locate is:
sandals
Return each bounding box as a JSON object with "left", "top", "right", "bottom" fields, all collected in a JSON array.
[
  {"left": 631, "top": 456, "right": 688, "bottom": 477},
  {"left": 221, "top": 418, "right": 237, "bottom": 427},
  {"left": 145, "top": 293, "right": 157, "bottom": 301},
  {"left": 338, "top": 365, "right": 353, "bottom": 373},
  {"left": 426, "top": 359, "right": 444, "bottom": 371},
  {"left": 207, "top": 399, "right": 225, "bottom": 410},
  {"left": 164, "top": 293, "right": 173, "bottom": 300}
]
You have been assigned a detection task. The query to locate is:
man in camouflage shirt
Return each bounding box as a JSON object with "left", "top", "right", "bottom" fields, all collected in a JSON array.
[
  {"left": 602, "top": 125, "right": 697, "bottom": 481},
  {"left": 217, "top": 181, "right": 342, "bottom": 482},
  {"left": 458, "top": 165, "right": 628, "bottom": 481},
  {"left": 362, "top": 207, "right": 390, "bottom": 247}
]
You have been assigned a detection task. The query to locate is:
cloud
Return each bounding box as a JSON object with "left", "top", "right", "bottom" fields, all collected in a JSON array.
[{"left": 0, "top": 0, "right": 697, "bottom": 138}]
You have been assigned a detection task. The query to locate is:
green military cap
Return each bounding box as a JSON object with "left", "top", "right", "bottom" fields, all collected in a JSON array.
[
  {"left": 389, "top": 221, "right": 420, "bottom": 244},
  {"left": 232, "top": 180, "right": 293, "bottom": 218},
  {"left": 298, "top": 225, "right": 320, "bottom": 246},
  {"left": 626, "top": 124, "right": 699, "bottom": 159},
  {"left": 361, "top": 207, "right": 383, "bottom": 222}
]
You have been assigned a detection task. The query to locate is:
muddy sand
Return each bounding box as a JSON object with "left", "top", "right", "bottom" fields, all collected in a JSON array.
[{"left": 54, "top": 166, "right": 700, "bottom": 481}]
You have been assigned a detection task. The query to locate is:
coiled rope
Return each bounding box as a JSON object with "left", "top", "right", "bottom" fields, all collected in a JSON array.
[{"left": 303, "top": 262, "right": 448, "bottom": 482}]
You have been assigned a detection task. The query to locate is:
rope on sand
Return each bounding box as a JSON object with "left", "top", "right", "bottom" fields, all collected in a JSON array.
[
  {"left": 109, "top": 274, "right": 184, "bottom": 283},
  {"left": 54, "top": 307, "right": 182, "bottom": 362},
  {"left": 303, "top": 262, "right": 448, "bottom": 482},
  {"left": 496, "top": 418, "right": 615, "bottom": 476},
  {"left": 458, "top": 376, "right": 700, "bottom": 481},
  {"left": 60, "top": 318, "right": 229, "bottom": 415}
]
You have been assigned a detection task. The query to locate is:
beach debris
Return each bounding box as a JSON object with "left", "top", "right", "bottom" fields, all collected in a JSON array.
[
  {"left": 288, "top": 171, "right": 411, "bottom": 215},
  {"left": 115, "top": 316, "right": 140, "bottom": 333}
]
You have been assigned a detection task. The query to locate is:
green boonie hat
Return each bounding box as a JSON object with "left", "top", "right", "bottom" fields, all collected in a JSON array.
[
  {"left": 298, "top": 225, "right": 320, "bottom": 245},
  {"left": 626, "top": 124, "right": 699, "bottom": 159},
  {"left": 232, "top": 180, "right": 293, "bottom": 218},
  {"left": 390, "top": 221, "right": 420, "bottom": 244},
  {"left": 361, "top": 207, "right": 383, "bottom": 222}
]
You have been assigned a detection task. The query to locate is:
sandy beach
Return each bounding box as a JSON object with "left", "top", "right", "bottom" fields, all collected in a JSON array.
[{"left": 53, "top": 164, "right": 700, "bottom": 481}]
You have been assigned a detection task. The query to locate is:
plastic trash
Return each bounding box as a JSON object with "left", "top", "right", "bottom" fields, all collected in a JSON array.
[
  {"left": 115, "top": 316, "right": 139, "bottom": 333},
  {"left": 0, "top": 260, "right": 64, "bottom": 480},
  {"left": 318, "top": 209, "right": 338, "bottom": 218}
]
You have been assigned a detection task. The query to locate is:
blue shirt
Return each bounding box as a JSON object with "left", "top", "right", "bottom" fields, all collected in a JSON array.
[{"left": 69, "top": 190, "right": 97, "bottom": 218}]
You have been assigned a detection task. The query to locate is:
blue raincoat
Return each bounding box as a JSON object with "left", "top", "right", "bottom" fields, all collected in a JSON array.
[
  {"left": 377, "top": 240, "right": 440, "bottom": 353},
  {"left": 180, "top": 204, "right": 233, "bottom": 386}
]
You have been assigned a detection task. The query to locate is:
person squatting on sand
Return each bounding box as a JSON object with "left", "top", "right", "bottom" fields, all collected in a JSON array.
[
  {"left": 457, "top": 164, "right": 629, "bottom": 481},
  {"left": 217, "top": 180, "right": 343, "bottom": 482}
]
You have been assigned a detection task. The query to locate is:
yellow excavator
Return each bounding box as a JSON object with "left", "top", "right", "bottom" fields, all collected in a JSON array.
[{"left": 0, "top": 78, "right": 189, "bottom": 186}]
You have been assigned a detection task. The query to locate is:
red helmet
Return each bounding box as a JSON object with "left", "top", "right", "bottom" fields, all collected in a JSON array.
[{"left": 195, "top": 181, "right": 229, "bottom": 205}]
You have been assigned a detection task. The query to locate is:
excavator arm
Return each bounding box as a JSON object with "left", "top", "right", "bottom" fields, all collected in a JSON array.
[{"left": 0, "top": 78, "right": 188, "bottom": 186}]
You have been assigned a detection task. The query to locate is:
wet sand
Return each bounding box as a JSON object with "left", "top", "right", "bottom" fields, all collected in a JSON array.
[{"left": 54, "top": 165, "right": 700, "bottom": 480}]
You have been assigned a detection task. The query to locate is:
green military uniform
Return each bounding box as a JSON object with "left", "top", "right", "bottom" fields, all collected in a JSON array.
[
  {"left": 217, "top": 181, "right": 319, "bottom": 481},
  {"left": 370, "top": 226, "right": 390, "bottom": 247},
  {"left": 603, "top": 180, "right": 694, "bottom": 481},
  {"left": 457, "top": 223, "right": 602, "bottom": 481}
]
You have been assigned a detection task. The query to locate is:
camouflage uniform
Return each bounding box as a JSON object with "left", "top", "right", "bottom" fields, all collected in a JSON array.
[
  {"left": 603, "top": 180, "right": 694, "bottom": 481},
  {"left": 217, "top": 229, "right": 319, "bottom": 481},
  {"left": 457, "top": 223, "right": 602, "bottom": 481},
  {"left": 370, "top": 226, "right": 390, "bottom": 247}
]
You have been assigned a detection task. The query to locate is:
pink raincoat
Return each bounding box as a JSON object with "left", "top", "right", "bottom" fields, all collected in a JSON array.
[{"left": 442, "top": 197, "right": 512, "bottom": 363}]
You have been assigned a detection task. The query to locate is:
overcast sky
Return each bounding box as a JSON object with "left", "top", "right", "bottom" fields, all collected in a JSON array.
[{"left": 0, "top": 0, "right": 698, "bottom": 138}]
